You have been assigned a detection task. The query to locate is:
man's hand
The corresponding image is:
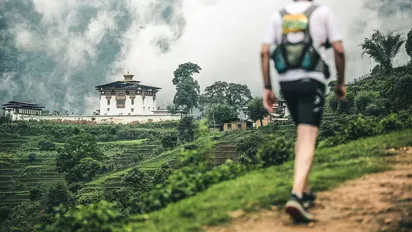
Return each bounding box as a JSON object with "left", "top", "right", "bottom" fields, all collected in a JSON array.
[
  {"left": 263, "top": 89, "right": 276, "bottom": 113},
  {"left": 335, "top": 84, "right": 346, "bottom": 100}
]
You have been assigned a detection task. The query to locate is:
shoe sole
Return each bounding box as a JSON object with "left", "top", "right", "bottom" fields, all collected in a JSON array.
[{"left": 285, "top": 201, "right": 314, "bottom": 223}]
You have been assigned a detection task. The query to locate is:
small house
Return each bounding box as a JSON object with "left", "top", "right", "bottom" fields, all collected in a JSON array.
[{"left": 222, "top": 118, "right": 254, "bottom": 131}]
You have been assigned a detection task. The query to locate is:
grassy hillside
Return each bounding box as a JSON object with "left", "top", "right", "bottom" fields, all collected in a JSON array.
[{"left": 124, "top": 129, "right": 412, "bottom": 232}]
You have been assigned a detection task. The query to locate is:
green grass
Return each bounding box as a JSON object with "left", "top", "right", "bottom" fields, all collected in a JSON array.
[
  {"left": 97, "top": 139, "right": 147, "bottom": 145},
  {"left": 87, "top": 167, "right": 134, "bottom": 185},
  {"left": 86, "top": 150, "right": 178, "bottom": 186},
  {"left": 124, "top": 129, "right": 412, "bottom": 232}
]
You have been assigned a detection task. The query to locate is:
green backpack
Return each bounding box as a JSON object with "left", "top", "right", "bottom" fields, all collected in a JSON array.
[{"left": 271, "top": 5, "right": 330, "bottom": 79}]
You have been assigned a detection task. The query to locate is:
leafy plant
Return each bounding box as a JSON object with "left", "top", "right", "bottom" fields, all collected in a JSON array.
[
  {"left": 44, "top": 201, "right": 126, "bottom": 232},
  {"left": 161, "top": 132, "right": 178, "bottom": 150},
  {"left": 380, "top": 113, "right": 403, "bottom": 132},
  {"left": 257, "top": 136, "right": 294, "bottom": 167}
]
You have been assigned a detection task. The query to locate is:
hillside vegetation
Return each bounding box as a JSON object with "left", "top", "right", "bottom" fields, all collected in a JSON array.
[{"left": 0, "top": 28, "right": 411, "bottom": 232}]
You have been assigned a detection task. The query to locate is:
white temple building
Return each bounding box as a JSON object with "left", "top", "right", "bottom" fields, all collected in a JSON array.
[{"left": 95, "top": 73, "right": 160, "bottom": 116}]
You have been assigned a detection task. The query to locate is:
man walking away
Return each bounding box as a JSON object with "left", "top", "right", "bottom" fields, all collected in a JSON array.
[{"left": 260, "top": 0, "right": 346, "bottom": 222}]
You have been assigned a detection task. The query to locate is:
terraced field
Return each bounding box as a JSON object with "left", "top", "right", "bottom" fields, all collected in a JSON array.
[
  {"left": 211, "top": 143, "right": 237, "bottom": 165},
  {"left": 0, "top": 134, "right": 28, "bottom": 152},
  {"left": 0, "top": 138, "right": 164, "bottom": 208},
  {"left": 77, "top": 140, "right": 166, "bottom": 196},
  {"left": 0, "top": 155, "right": 64, "bottom": 207}
]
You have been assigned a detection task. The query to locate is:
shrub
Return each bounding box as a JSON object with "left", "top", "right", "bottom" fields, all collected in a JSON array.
[
  {"left": 29, "top": 187, "right": 42, "bottom": 201},
  {"left": 44, "top": 201, "right": 126, "bottom": 232},
  {"left": 321, "top": 115, "right": 382, "bottom": 147},
  {"left": 141, "top": 160, "right": 248, "bottom": 214},
  {"left": 257, "top": 136, "right": 294, "bottom": 167},
  {"left": 342, "top": 115, "right": 382, "bottom": 141},
  {"left": 161, "top": 132, "right": 178, "bottom": 150},
  {"left": 354, "top": 91, "right": 377, "bottom": 114},
  {"left": 0, "top": 206, "right": 12, "bottom": 223},
  {"left": 236, "top": 133, "right": 266, "bottom": 165},
  {"left": 178, "top": 116, "right": 198, "bottom": 143},
  {"left": 391, "top": 74, "right": 412, "bottom": 110},
  {"left": 380, "top": 114, "right": 403, "bottom": 132},
  {"left": 38, "top": 140, "right": 56, "bottom": 151},
  {"left": 365, "top": 103, "right": 385, "bottom": 116},
  {"left": 27, "top": 153, "right": 37, "bottom": 163}
]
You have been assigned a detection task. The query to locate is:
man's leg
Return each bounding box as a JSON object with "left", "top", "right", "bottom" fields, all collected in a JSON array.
[{"left": 292, "top": 124, "right": 319, "bottom": 197}]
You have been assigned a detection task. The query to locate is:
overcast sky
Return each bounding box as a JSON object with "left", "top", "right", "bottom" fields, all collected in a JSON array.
[{"left": 3, "top": 0, "right": 412, "bottom": 112}]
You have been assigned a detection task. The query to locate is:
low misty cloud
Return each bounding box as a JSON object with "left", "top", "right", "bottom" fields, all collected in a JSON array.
[{"left": 0, "top": 0, "right": 411, "bottom": 113}]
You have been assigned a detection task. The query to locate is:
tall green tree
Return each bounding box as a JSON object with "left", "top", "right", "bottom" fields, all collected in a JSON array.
[
  {"left": 173, "top": 79, "right": 200, "bottom": 113},
  {"left": 206, "top": 104, "right": 238, "bottom": 126},
  {"left": 172, "top": 62, "right": 201, "bottom": 113},
  {"left": 406, "top": 28, "right": 412, "bottom": 61},
  {"left": 246, "top": 97, "right": 268, "bottom": 127},
  {"left": 172, "top": 62, "right": 202, "bottom": 85},
  {"left": 199, "top": 81, "right": 252, "bottom": 112},
  {"left": 226, "top": 83, "right": 252, "bottom": 110},
  {"left": 360, "top": 30, "right": 405, "bottom": 74}
]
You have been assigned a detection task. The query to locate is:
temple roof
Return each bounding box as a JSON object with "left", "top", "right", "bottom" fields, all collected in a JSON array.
[
  {"left": 2, "top": 101, "right": 44, "bottom": 109},
  {"left": 95, "top": 81, "right": 161, "bottom": 91}
]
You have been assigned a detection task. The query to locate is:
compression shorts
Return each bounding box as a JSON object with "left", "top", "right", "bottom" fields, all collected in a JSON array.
[{"left": 280, "top": 78, "right": 326, "bottom": 127}]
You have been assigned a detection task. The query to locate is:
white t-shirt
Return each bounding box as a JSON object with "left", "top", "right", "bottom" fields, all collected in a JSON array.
[{"left": 263, "top": 1, "right": 342, "bottom": 85}]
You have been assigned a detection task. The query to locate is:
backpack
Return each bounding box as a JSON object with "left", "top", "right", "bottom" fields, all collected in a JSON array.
[{"left": 271, "top": 5, "right": 330, "bottom": 79}]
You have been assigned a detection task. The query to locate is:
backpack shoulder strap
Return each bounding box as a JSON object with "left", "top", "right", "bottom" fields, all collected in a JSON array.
[
  {"left": 301, "top": 4, "right": 319, "bottom": 43},
  {"left": 279, "top": 8, "right": 288, "bottom": 17},
  {"left": 303, "top": 4, "right": 319, "bottom": 18}
]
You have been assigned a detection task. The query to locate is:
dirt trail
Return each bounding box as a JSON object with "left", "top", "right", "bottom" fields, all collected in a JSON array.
[{"left": 208, "top": 147, "right": 412, "bottom": 232}]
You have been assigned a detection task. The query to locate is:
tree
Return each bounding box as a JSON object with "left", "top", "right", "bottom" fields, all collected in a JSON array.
[
  {"left": 172, "top": 62, "right": 202, "bottom": 114},
  {"left": 247, "top": 97, "right": 268, "bottom": 127},
  {"left": 172, "top": 62, "right": 202, "bottom": 85},
  {"left": 199, "top": 81, "right": 229, "bottom": 111},
  {"left": 226, "top": 83, "right": 252, "bottom": 111},
  {"left": 206, "top": 104, "right": 238, "bottom": 126},
  {"left": 391, "top": 74, "right": 412, "bottom": 110},
  {"left": 173, "top": 78, "right": 200, "bottom": 113},
  {"left": 199, "top": 81, "right": 252, "bottom": 112},
  {"left": 407, "top": 28, "right": 412, "bottom": 61},
  {"left": 41, "top": 181, "right": 73, "bottom": 213},
  {"left": 161, "top": 132, "right": 178, "bottom": 150},
  {"left": 177, "top": 116, "right": 197, "bottom": 143},
  {"left": 67, "top": 158, "right": 102, "bottom": 183},
  {"left": 122, "top": 167, "right": 153, "bottom": 192},
  {"left": 360, "top": 30, "right": 405, "bottom": 74},
  {"left": 56, "top": 132, "right": 104, "bottom": 183}
]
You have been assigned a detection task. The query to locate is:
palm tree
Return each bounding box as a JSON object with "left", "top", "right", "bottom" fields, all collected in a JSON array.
[
  {"left": 406, "top": 28, "right": 412, "bottom": 62},
  {"left": 359, "top": 30, "right": 405, "bottom": 74}
]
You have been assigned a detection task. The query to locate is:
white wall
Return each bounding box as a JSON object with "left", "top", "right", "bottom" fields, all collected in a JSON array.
[
  {"left": 21, "top": 113, "right": 182, "bottom": 124},
  {"left": 99, "top": 95, "right": 157, "bottom": 116}
]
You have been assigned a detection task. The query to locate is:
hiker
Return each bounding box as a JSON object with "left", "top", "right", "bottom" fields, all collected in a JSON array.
[{"left": 260, "top": 0, "right": 346, "bottom": 222}]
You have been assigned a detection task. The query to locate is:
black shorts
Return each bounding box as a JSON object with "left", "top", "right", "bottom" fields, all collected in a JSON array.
[{"left": 279, "top": 78, "right": 326, "bottom": 127}]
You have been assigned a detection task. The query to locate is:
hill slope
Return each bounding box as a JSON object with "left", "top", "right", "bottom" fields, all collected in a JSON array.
[{"left": 122, "top": 129, "right": 412, "bottom": 232}]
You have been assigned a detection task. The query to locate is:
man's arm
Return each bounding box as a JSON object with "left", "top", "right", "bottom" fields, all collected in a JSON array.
[
  {"left": 324, "top": 6, "right": 346, "bottom": 98},
  {"left": 260, "top": 44, "right": 272, "bottom": 89},
  {"left": 332, "top": 41, "right": 345, "bottom": 86}
]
